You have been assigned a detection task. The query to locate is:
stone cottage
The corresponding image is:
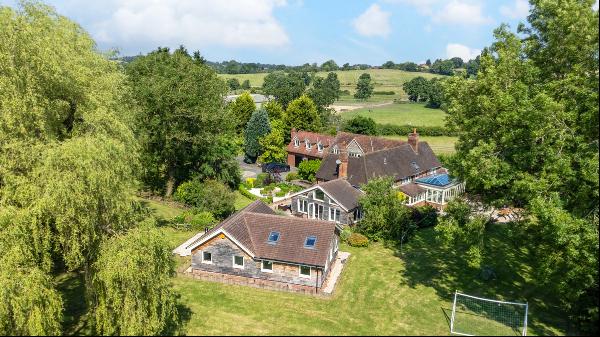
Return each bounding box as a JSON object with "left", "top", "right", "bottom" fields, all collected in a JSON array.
[
  {"left": 288, "top": 178, "right": 364, "bottom": 226},
  {"left": 181, "top": 201, "right": 340, "bottom": 293}
]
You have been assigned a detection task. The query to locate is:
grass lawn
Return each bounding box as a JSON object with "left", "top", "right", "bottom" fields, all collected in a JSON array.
[
  {"left": 58, "top": 196, "right": 568, "bottom": 336},
  {"left": 219, "top": 69, "right": 445, "bottom": 102},
  {"left": 165, "top": 225, "right": 566, "bottom": 335},
  {"left": 341, "top": 102, "right": 447, "bottom": 127}
]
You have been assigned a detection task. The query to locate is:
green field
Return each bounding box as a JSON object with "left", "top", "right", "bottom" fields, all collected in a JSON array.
[
  {"left": 341, "top": 102, "right": 447, "bottom": 127},
  {"left": 169, "top": 226, "right": 564, "bottom": 335},
  {"left": 60, "top": 198, "right": 567, "bottom": 336},
  {"left": 219, "top": 69, "right": 444, "bottom": 101}
]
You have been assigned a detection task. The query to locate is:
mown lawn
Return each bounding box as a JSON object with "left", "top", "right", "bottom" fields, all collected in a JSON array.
[
  {"left": 166, "top": 226, "right": 566, "bottom": 336},
  {"left": 341, "top": 102, "right": 447, "bottom": 127},
  {"left": 59, "top": 198, "right": 568, "bottom": 336},
  {"left": 219, "top": 69, "right": 445, "bottom": 102}
]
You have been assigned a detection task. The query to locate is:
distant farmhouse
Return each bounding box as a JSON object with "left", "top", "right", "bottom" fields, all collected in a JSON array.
[
  {"left": 286, "top": 129, "right": 464, "bottom": 219},
  {"left": 224, "top": 93, "right": 271, "bottom": 108},
  {"left": 175, "top": 201, "right": 341, "bottom": 294}
]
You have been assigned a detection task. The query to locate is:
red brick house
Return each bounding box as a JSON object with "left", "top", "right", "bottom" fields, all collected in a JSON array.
[{"left": 286, "top": 128, "right": 335, "bottom": 167}]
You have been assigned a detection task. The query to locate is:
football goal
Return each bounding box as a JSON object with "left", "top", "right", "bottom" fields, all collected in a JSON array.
[{"left": 450, "top": 291, "right": 528, "bottom": 336}]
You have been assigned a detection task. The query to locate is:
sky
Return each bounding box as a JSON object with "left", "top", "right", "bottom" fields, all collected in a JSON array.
[{"left": 1, "top": 0, "right": 598, "bottom": 65}]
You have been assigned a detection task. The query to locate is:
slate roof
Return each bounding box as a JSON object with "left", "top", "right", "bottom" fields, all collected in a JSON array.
[
  {"left": 316, "top": 142, "right": 442, "bottom": 186},
  {"left": 332, "top": 132, "right": 405, "bottom": 154},
  {"left": 399, "top": 183, "right": 426, "bottom": 197},
  {"left": 187, "top": 200, "right": 336, "bottom": 267},
  {"left": 318, "top": 179, "right": 364, "bottom": 210}
]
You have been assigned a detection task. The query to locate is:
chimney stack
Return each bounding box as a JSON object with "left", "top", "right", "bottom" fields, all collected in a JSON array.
[
  {"left": 408, "top": 128, "right": 419, "bottom": 153},
  {"left": 338, "top": 148, "right": 348, "bottom": 178}
]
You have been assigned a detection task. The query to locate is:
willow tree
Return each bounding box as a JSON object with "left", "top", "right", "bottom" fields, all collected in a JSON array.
[
  {"left": 93, "top": 224, "right": 180, "bottom": 335},
  {"left": 0, "top": 2, "right": 179, "bottom": 334}
]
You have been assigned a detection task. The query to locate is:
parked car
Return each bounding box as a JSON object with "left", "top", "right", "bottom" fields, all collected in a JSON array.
[{"left": 262, "top": 162, "right": 290, "bottom": 173}]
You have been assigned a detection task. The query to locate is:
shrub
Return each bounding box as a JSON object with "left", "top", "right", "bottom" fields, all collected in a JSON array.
[
  {"left": 189, "top": 211, "right": 216, "bottom": 230},
  {"left": 245, "top": 177, "right": 256, "bottom": 188},
  {"left": 340, "top": 227, "right": 353, "bottom": 243},
  {"left": 412, "top": 205, "right": 438, "bottom": 228},
  {"left": 376, "top": 124, "right": 457, "bottom": 137},
  {"left": 343, "top": 115, "right": 377, "bottom": 135},
  {"left": 238, "top": 185, "right": 258, "bottom": 200},
  {"left": 347, "top": 232, "right": 369, "bottom": 247},
  {"left": 285, "top": 172, "right": 299, "bottom": 181},
  {"left": 373, "top": 90, "right": 395, "bottom": 95},
  {"left": 255, "top": 173, "right": 269, "bottom": 187},
  {"left": 174, "top": 179, "right": 235, "bottom": 219},
  {"left": 298, "top": 159, "right": 321, "bottom": 182}
]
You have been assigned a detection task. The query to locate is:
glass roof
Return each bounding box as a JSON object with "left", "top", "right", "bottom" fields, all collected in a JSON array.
[{"left": 416, "top": 174, "right": 452, "bottom": 187}]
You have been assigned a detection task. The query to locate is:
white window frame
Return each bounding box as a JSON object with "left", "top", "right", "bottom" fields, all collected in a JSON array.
[
  {"left": 293, "top": 137, "right": 300, "bottom": 147},
  {"left": 332, "top": 146, "right": 339, "bottom": 154},
  {"left": 201, "top": 251, "right": 213, "bottom": 264},
  {"left": 305, "top": 139, "right": 311, "bottom": 149},
  {"left": 314, "top": 189, "right": 325, "bottom": 201},
  {"left": 261, "top": 260, "right": 273, "bottom": 273},
  {"left": 232, "top": 255, "right": 244, "bottom": 269},
  {"left": 297, "top": 198, "right": 308, "bottom": 213},
  {"left": 299, "top": 265, "right": 312, "bottom": 278},
  {"left": 317, "top": 142, "right": 323, "bottom": 152},
  {"left": 329, "top": 207, "right": 341, "bottom": 223}
]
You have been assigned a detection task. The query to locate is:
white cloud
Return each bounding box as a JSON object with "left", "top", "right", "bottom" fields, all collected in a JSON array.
[
  {"left": 433, "top": 1, "right": 492, "bottom": 25},
  {"left": 352, "top": 4, "right": 392, "bottom": 38},
  {"left": 93, "top": 0, "right": 289, "bottom": 49},
  {"left": 500, "top": 0, "right": 529, "bottom": 19},
  {"left": 446, "top": 43, "right": 481, "bottom": 61}
]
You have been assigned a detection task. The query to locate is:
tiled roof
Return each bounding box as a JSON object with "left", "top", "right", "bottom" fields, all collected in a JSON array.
[
  {"left": 399, "top": 183, "right": 426, "bottom": 197},
  {"left": 187, "top": 200, "right": 336, "bottom": 267},
  {"left": 286, "top": 131, "right": 335, "bottom": 158},
  {"left": 318, "top": 179, "right": 364, "bottom": 210},
  {"left": 316, "top": 142, "right": 442, "bottom": 186}
]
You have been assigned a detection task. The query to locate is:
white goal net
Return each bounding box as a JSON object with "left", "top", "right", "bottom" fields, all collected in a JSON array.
[{"left": 450, "top": 291, "right": 529, "bottom": 336}]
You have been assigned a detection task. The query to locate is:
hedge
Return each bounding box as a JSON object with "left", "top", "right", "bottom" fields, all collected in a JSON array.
[
  {"left": 376, "top": 123, "right": 458, "bottom": 137},
  {"left": 373, "top": 90, "right": 395, "bottom": 95}
]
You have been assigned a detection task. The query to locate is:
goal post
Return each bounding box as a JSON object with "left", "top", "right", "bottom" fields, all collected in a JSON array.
[{"left": 450, "top": 291, "right": 529, "bottom": 336}]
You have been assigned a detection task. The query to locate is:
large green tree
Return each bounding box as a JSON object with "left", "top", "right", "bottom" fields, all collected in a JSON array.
[
  {"left": 284, "top": 95, "right": 321, "bottom": 132},
  {"left": 307, "top": 72, "right": 341, "bottom": 110},
  {"left": 357, "top": 177, "right": 415, "bottom": 243},
  {"left": 229, "top": 91, "right": 256, "bottom": 132},
  {"left": 258, "top": 119, "right": 288, "bottom": 164},
  {"left": 354, "top": 73, "right": 374, "bottom": 100},
  {"left": 444, "top": 1, "right": 598, "bottom": 331},
  {"left": 262, "top": 71, "right": 307, "bottom": 108},
  {"left": 244, "top": 108, "right": 271, "bottom": 162},
  {"left": 402, "top": 76, "right": 430, "bottom": 102},
  {"left": 126, "top": 46, "right": 239, "bottom": 196}
]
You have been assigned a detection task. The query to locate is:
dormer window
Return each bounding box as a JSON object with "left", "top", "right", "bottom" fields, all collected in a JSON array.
[
  {"left": 332, "top": 146, "right": 339, "bottom": 154},
  {"left": 293, "top": 137, "right": 300, "bottom": 147},
  {"left": 305, "top": 139, "right": 311, "bottom": 149},
  {"left": 410, "top": 161, "right": 420, "bottom": 172},
  {"left": 317, "top": 142, "right": 323, "bottom": 152}
]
